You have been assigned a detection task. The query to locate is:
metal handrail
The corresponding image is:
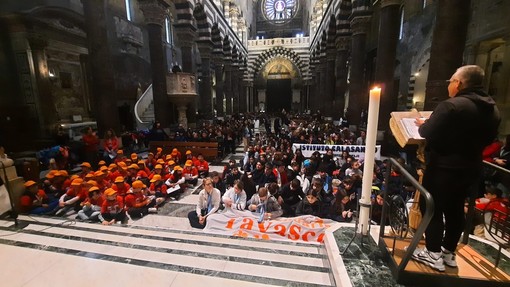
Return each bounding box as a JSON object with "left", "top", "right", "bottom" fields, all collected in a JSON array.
[
  {"left": 379, "top": 158, "right": 435, "bottom": 273},
  {"left": 134, "top": 83, "right": 153, "bottom": 124}
]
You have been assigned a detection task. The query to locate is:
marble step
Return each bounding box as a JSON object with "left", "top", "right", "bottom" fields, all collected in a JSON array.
[{"left": 1, "top": 216, "right": 333, "bottom": 286}]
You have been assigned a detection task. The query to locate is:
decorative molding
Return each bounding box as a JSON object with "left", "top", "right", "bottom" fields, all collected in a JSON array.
[
  {"left": 350, "top": 16, "right": 372, "bottom": 36},
  {"left": 335, "top": 36, "right": 350, "bottom": 51},
  {"left": 139, "top": 0, "right": 169, "bottom": 27}
]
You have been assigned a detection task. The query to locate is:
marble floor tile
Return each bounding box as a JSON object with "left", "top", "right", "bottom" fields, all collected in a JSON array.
[
  {"left": 170, "top": 272, "right": 279, "bottom": 287},
  {"left": 0, "top": 245, "right": 62, "bottom": 286},
  {"left": 223, "top": 260, "right": 332, "bottom": 286},
  {"left": 21, "top": 250, "right": 176, "bottom": 287},
  {"left": 129, "top": 215, "right": 194, "bottom": 231}
]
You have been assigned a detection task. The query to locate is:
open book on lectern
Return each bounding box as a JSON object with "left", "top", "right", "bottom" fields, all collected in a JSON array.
[{"left": 389, "top": 109, "right": 433, "bottom": 148}]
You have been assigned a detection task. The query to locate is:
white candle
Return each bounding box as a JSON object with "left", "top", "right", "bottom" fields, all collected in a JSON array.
[{"left": 358, "top": 87, "right": 381, "bottom": 235}]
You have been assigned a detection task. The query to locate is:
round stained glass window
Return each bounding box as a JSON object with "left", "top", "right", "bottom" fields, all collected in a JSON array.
[{"left": 263, "top": 0, "right": 298, "bottom": 23}]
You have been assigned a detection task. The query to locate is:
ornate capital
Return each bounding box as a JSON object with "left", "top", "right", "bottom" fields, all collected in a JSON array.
[
  {"left": 27, "top": 34, "right": 48, "bottom": 50},
  {"left": 139, "top": 0, "right": 169, "bottom": 26},
  {"left": 380, "top": 0, "right": 402, "bottom": 8},
  {"left": 336, "top": 36, "right": 350, "bottom": 51},
  {"left": 350, "top": 16, "right": 372, "bottom": 36}
]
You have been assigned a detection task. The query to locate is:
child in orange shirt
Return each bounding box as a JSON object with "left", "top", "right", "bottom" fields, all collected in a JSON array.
[
  {"left": 77, "top": 186, "right": 105, "bottom": 222},
  {"left": 19, "top": 181, "right": 58, "bottom": 215},
  {"left": 100, "top": 188, "right": 127, "bottom": 225}
]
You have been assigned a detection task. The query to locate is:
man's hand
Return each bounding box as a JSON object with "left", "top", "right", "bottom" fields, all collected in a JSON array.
[
  {"left": 198, "top": 215, "right": 205, "bottom": 225},
  {"left": 249, "top": 204, "right": 257, "bottom": 211},
  {"left": 277, "top": 196, "right": 284, "bottom": 206},
  {"left": 414, "top": 117, "right": 426, "bottom": 127}
]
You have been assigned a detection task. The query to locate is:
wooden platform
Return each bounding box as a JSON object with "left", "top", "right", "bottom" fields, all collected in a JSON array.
[{"left": 380, "top": 236, "right": 510, "bottom": 287}]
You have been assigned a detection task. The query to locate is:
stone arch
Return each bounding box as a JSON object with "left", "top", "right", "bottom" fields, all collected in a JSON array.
[
  {"left": 27, "top": 6, "right": 85, "bottom": 31},
  {"left": 211, "top": 23, "right": 223, "bottom": 58},
  {"left": 193, "top": 2, "right": 210, "bottom": 41},
  {"left": 252, "top": 46, "right": 306, "bottom": 79},
  {"left": 174, "top": 0, "right": 194, "bottom": 26},
  {"left": 223, "top": 35, "right": 232, "bottom": 63}
]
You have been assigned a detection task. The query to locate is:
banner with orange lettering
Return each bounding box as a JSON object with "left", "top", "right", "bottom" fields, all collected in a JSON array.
[{"left": 203, "top": 209, "right": 331, "bottom": 243}]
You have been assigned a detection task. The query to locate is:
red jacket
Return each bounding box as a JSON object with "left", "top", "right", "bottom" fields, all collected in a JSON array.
[
  {"left": 101, "top": 196, "right": 124, "bottom": 214},
  {"left": 124, "top": 192, "right": 147, "bottom": 208}
]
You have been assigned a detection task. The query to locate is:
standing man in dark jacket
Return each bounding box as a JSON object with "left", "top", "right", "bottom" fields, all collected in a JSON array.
[{"left": 412, "top": 65, "right": 500, "bottom": 272}]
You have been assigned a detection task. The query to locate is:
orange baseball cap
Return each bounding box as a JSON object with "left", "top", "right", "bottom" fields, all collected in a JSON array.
[
  {"left": 128, "top": 164, "right": 139, "bottom": 170},
  {"left": 85, "top": 172, "right": 95, "bottom": 179},
  {"left": 186, "top": 150, "right": 192, "bottom": 155},
  {"left": 157, "top": 147, "right": 163, "bottom": 153},
  {"left": 104, "top": 188, "right": 117, "bottom": 197},
  {"left": 80, "top": 162, "right": 91, "bottom": 168},
  {"left": 117, "top": 150, "right": 124, "bottom": 155},
  {"left": 86, "top": 180, "right": 98, "bottom": 186},
  {"left": 24, "top": 180, "right": 37, "bottom": 187},
  {"left": 167, "top": 160, "right": 175, "bottom": 166},
  {"left": 98, "top": 160, "right": 106, "bottom": 166},
  {"left": 71, "top": 179, "right": 83, "bottom": 186},
  {"left": 185, "top": 160, "right": 193, "bottom": 166},
  {"left": 88, "top": 186, "right": 100, "bottom": 193},
  {"left": 154, "top": 164, "right": 163, "bottom": 169},
  {"left": 114, "top": 176, "right": 125, "bottom": 183},
  {"left": 131, "top": 153, "right": 138, "bottom": 159},
  {"left": 150, "top": 174, "right": 162, "bottom": 182},
  {"left": 174, "top": 166, "right": 183, "bottom": 171},
  {"left": 94, "top": 171, "right": 105, "bottom": 177},
  {"left": 132, "top": 180, "right": 144, "bottom": 189}
]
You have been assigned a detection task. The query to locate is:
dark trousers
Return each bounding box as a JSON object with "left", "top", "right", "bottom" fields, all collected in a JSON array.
[
  {"left": 188, "top": 210, "right": 206, "bottom": 229},
  {"left": 420, "top": 165, "right": 478, "bottom": 252},
  {"left": 102, "top": 211, "right": 127, "bottom": 223}
]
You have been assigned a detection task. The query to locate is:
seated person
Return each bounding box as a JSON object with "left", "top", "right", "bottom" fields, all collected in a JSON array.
[
  {"left": 188, "top": 177, "right": 221, "bottom": 229},
  {"left": 470, "top": 186, "right": 509, "bottom": 239},
  {"left": 165, "top": 165, "right": 186, "bottom": 200},
  {"left": 248, "top": 187, "right": 283, "bottom": 222},
  {"left": 371, "top": 191, "right": 387, "bottom": 225},
  {"left": 296, "top": 190, "right": 321, "bottom": 217},
  {"left": 183, "top": 160, "right": 199, "bottom": 186},
  {"left": 148, "top": 174, "right": 168, "bottom": 204},
  {"left": 329, "top": 190, "right": 354, "bottom": 222},
  {"left": 222, "top": 180, "right": 247, "bottom": 210},
  {"left": 193, "top": 154, "right": 209, "bottom": 178},
  {"left": 55, "top": 178, "right": 86, "bottom": 216},
  {"left": 211, "top": 171, "right": 226, "bottom": 196},
  {"left": 77, "top": 186, "right": 105, "bottom": 222},
  {"left": 277, "top": 179, "right": 306, "bottom": 217},
  {"left": 100, "top": 188, "right": 127, "bottom": 225},
  {"left": 19, "top": 180, "right": 58, "bottom": 215},
  {"left": 225, "top": 166, "right": 242, "bottom": 188},
  {"left": 125, "top": 180, "right": 158, "bottom": 219}
]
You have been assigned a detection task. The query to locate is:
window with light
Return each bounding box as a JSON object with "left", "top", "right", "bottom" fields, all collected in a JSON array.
[{"left": 262, "top": 0, "right": 298, "bottom": 23}]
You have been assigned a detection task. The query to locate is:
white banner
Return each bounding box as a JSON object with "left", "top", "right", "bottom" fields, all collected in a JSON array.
[
  {"left": 292, "top": 143, "right": 381, "bottom": 161},
  {"left": 203, "top": 209, "right": 331, "bottom": 243}
]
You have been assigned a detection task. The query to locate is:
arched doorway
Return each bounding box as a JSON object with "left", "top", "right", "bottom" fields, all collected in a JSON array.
[{"left": 260, "top": 57, "right": 300, "bottom": 113}]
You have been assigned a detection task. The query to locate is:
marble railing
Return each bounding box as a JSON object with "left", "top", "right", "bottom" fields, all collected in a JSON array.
[{"left": 248, "top": 37, "right": 310, "bottom": 49}]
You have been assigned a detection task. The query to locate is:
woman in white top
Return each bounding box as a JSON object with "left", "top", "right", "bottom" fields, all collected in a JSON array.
[{"left": 187, "top": 177, "right": 221, "bottom": 229}]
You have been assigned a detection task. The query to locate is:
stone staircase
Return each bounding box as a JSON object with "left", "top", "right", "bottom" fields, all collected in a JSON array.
[{"left": 0, "top": 215, "right": 335, "bottom": 286}]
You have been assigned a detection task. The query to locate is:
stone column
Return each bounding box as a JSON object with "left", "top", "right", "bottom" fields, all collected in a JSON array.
[
  {"left": 213, "top": 59, "right": 224, "bottom": 116},
  {"left": 224, "top": 62, "right": 232, "bottom": 115},
  {"left": 82, "top": 0, "right": 121, "bottom": 135},
  {"left": 319, "top": 57, "right": 328, "bottom": 115},
  {"left": 197, "top": 42, "right": 213, "bottom": 119},
  {"left": 424, "top": 0, "right": 471, "bottom": 110},
  {"left": 375, "top": 0, "right": 401, "bottom": 131},
  {"left": 175, "top": 26, "right": 196, "bottom": 73},
  {"left": 335, "top": 37, "right": 350, "bottom": 118},
  {"left": 348, "top": 14, "right": 371, "bottom": 126},
  {"left": 231, "top": 61, "right": 239, "bottom": 113},
  {"left": 326, "top": 50, "right": 336, "bottom": 117},
  {"left": 27, "top": 36, "right": 58, "bottom": 136}
]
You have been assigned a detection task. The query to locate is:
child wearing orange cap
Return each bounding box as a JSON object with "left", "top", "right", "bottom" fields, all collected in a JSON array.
[
  {"left": 148, "top": 175, "right": 167, "bottom": 203},
  {"left": 183, "top": 160, "right": 199, "bottom": 186},
  {"left": 165, "top": 166, "right": 186, "bottom": 200},
  {"left": 77, "top": 186, "right": 105, "bottom": 222},
  {"left": 100, "top": 188, "right": 127, "bottom": 225},
  {"left": 145, "top": 152, "right": 156, "bottom": 170},
  {"left": 125, "top": 181, "right": 157, "bottom": 219},
  {"left": 20, "top": 181, "right": 58, "bottom": 214},
  {"left": 112, "top": 176, "right": 130, "bottom": 197},
  {"left": 55, "top": 178, "right": 87, "bottom": 216},
  {"left": 170, "top": 148, "right": 181, "bottom": 163}
]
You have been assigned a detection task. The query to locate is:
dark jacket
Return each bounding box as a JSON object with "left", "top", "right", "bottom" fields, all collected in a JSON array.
[{"left": 419, "top": 88, "right": 500, "bottom": 169}]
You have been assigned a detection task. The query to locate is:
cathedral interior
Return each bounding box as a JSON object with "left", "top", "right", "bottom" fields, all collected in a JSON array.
[
  {"left": 1, "top": 1, "right": 510, "bottom": 286},
  {"left": 0, "top": 0, "right": 509, "bottom": 152}
]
